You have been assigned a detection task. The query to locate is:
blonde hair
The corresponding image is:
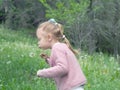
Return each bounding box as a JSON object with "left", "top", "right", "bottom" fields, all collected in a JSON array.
[{"left": 37, "top": 19, "right": 78, "bottom": 55}]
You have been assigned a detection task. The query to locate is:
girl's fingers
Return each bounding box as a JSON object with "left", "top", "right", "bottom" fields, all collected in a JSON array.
[{"left": 40, "top": 53, "right": 48, "bottom": 59}]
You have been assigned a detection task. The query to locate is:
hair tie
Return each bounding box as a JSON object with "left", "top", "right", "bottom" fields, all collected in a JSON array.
[
  {"left": 48, "top": 18, "right": 58, "bottom": 25},
  {"left": 62, "top": 35, "right": 65, "bottom": 39}
]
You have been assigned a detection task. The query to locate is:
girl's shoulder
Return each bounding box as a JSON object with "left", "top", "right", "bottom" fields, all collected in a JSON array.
[
  {"left": 52, "top": 42, "right": 69, "bottom": 53},
  {"left": 52, "top": 42, "right": 67, "bottom": 49}
]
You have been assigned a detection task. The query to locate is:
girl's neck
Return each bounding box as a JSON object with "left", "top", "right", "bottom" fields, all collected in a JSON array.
[{"left": 51, "top": 40, "right": 60, "bottom": 48}]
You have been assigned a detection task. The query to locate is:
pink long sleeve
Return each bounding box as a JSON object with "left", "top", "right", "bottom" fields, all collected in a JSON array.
[
  {"left": 37, "top": 43, "right": 87, "bottom": 90},
  {"left": 37, "top": 45, "right": 69, "bottom": 78}
]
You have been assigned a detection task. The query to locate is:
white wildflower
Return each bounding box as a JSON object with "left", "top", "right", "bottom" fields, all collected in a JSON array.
[
  {"left": 0, "top": 84, "right": 3, "bottom": 87},
  {"left": 0, "top": 48, "right": 3, "bottom": 52},
  {"left": 29, "top": 52, "right": 35, "bottom": 57},
  {"left": 117, "top": 68, "right": 120, "bottom": 71},
  {"left": 109, "top": 57, "right": 114, "bottom": 62},
  {"left": 7, "top": 55, "right": 10, "bottom": 58},
  {"left": 6, "top": 61, "right": 11, "bottom": 64},
  {"left": 104, "top": 65, "right": 107, "bottom": 68},
  {"left": 21, "top": 54, "right": 24, "bottom": 57}
]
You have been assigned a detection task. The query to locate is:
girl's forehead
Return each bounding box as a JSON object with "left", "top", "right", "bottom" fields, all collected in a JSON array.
[
  {"left": 37, "top": 28, "right": 47, "bottom": 37},
  {"left": 37, "top": 27, "right": 44, "bottom": 34},
  {"left": 36, "top": 28, "right": 42, "bottom": 36}
]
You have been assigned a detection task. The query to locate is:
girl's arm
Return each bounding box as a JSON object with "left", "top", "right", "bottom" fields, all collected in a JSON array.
[
  {"left": 37, "top": 47, "right": 69, "bottom": 78},
  {"left": 37, "top": 59, "right": 68, "bottom": 78}
]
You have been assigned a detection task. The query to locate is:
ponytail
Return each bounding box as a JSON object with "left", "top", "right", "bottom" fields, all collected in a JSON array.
[{"left": 63, "top": 37, "right": 79, "bottom": 55}]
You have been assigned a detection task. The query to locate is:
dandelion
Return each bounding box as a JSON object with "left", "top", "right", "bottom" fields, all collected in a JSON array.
[
  {"left": 0, "top": 48, "right": 3, "bottom": 52},
  {"left": 6, "top": 61, "right": 11, "bottom": 64},
  {"left": 79, "top": 56, "right": 84, "bottom": 60},
  {"left": 0, "top": 84, "right": 3, "bottom": 87},
  {"left": 104, "top": 64, "right": 107, "bottom": 68},
  {"left": 21, "top": 54, "right": 24, "bottom": 57},
  {"left": 29, "top": 52, "right": 35, "bottom": 57},
  {"left": 7, "top": 55, "right": 10, "bottom": 58},
  {"left": 109, "top": 57, "right": 114, "bottom": 62},
  {"left": 84, "top": 54, "right": 88, "bottom": 59},
  {"left": 117, "top": 68, "right": 120, "bottom": 71}
]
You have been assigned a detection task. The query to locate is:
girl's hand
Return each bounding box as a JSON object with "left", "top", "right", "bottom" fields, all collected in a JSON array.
[
  {"left": 40, "top": 53, "right": 49, "bottom": 63},
  {"left": 37, "top": 69, "right": 42, "bottom": 77},
  {"left": 40, "top": 53, "right": 49, "bottom": 59}
]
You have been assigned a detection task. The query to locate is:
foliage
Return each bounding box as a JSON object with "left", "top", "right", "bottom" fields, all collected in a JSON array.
[
  {"left": 0, "top": 26, "right": 120, "bottom": 90},
  {"left": 84, "top": 0, "right": 120, "bottom": 55},
  {"left": 39, "top": 0, "right": 120, "bottom": 56},
  {"left": 39, "top": 0, "right": 89, "bottom": 26},
  {"left": 0, "top": 0, "right": 45, "bottom": 29},
  {"left": 0, "top": 0, "right": 2, "bottom": 6},
  {"left": 79, "top": 52, "right": 120, "bottom": 90},
  {"left": 0, "top": 26, "right": 55, "bottom": 90},
  {"left": 0, "top": 0, "right": 120, "bottom": 56}
]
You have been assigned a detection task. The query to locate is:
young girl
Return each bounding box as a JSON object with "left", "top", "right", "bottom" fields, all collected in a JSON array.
[{"left": 36, "top": 19, "right": 87, "bottom": 90}]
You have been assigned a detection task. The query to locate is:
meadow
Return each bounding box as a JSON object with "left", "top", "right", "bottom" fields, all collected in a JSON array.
[{"left": 0, "top": 26, "right": 120, "bottom": 90}]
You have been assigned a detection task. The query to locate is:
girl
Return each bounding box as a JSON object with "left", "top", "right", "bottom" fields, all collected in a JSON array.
[{"left": 36, "top": 19, "right": 87, "bottom": 90}]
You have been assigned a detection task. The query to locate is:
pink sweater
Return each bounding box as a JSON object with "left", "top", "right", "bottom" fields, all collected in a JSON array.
[{"left": 37, "top": 43, "right": 87, "bottom": 90}]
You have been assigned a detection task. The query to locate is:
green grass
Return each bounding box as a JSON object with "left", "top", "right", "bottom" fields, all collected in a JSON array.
[
  {"left": 0, "top": 26, "right": 55, "bottom": 90},
  {"left": 79, "top": 52, "right": 120, "bottom": 90},
  {"left": 0, "top": 26, "right": 120, "bottom": 90}
]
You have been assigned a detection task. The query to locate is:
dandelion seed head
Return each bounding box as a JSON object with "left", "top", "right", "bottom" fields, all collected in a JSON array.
[
  {"left": 6, "top": 61, "right": 11, "bottom": 64},
  {"left": 7, "top": 55, "right": 10, "bottom": 57},
  {"left": 109, "top": 57, "right": 114, "bottom": 62},
  {"left": 29, "top": 52, "right": 35, "bottom": 57},
  {"left": 0, "top": 48, "right": 3, "bottom": 52},
  {"left": 0, "top": 84, "right": 3, "bottom": 87},
  {"left": 21, "top": 54, "right": 24, "bottom": 57},
  {"left": 117, "top": 68, "right": 120, "bottom": 71}
]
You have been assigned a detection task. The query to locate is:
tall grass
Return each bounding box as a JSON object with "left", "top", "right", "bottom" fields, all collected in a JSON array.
[
  {"left": 0, "top": 26, "right": 120, "bottom": 90},
  {"left": 0, "top": 26, "right": 55, "bottom": 90},
  {"left": 79, "top": 52, "right": 120, "bottom": 90}
]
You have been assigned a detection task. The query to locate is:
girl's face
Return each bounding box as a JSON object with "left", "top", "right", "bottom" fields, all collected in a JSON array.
[{"left": 36, "top": 28, "right": 51, "bottom": 49}]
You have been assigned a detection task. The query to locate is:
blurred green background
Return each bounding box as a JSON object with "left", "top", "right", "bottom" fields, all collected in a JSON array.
[{"left": 0, "top": 0, "right": 120, "bottom": 90}]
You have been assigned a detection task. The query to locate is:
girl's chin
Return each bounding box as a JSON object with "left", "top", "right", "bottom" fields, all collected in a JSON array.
[
  {"left": 38, "top": 46, "right": 41, "bottom": 48},
  {"left": 38, "top": 46, "right": 50, "bottom": 49},
  {"left": 39, "top": 47, "right": 47, "bottom": 50}
]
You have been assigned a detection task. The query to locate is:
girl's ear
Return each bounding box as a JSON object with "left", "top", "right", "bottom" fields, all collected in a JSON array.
[{"left": 47, "top": 33, "right": 52, "bottom": 41}]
